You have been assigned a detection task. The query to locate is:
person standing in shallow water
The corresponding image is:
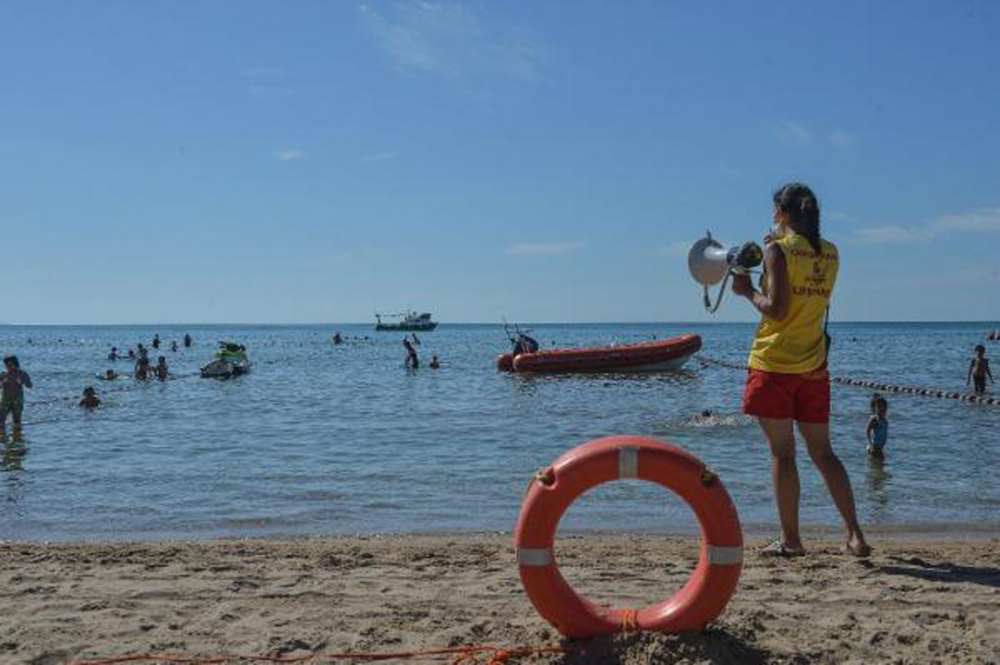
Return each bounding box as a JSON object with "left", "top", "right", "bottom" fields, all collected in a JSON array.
[
  {"left": 403, "top": 338, "right": 419, "bottom": 369},
  {"left": 731, "top": 182, "right": 871, "bottom": 558},
  {"left": 0, "top": 356, "right": 33, "bottom": 435}
]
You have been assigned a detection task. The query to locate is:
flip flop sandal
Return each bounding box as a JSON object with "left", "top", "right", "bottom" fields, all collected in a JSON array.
[{"left": 760, "top": 540, "right": 805, "bottom": 558}]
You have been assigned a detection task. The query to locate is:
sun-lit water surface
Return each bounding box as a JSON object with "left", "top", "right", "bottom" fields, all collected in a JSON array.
[{"left": 0, "top": 322, "right": 997, "bottom": 541}]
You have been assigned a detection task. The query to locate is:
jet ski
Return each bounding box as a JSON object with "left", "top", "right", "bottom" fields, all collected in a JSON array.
[{"left": 200, "top": 341, "right": 252, "bottom": 379}]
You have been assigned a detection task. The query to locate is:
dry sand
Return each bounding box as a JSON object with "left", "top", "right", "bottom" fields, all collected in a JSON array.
[{"left": 1, "top": 534, "right": 998, "bottom": 664}]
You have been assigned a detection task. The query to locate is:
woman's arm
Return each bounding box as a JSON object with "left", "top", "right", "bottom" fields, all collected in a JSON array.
[{"left": 732, "top": 243, "right": 789, "bottom": 320}]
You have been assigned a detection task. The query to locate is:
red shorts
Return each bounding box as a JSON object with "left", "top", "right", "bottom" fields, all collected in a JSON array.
[{"left": 742, "top": 366, "right": 830, "bottom": 423}]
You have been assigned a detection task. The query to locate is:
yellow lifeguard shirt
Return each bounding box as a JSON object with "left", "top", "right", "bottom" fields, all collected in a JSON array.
[{"left": 747, "top": 232, "right": 838, "bottom": 374}]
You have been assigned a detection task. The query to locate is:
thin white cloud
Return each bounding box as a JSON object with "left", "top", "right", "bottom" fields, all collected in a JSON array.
[
  {"left": 825, "top": 211, "right": 857, "bottom": 223},
  {"left": 828, "top": 130, "right": 855, "bottom": 149},
  {"left": 358, "top": 2, "right": 541, "bottom": 81},
  {"left": 653, "top": 241, "right": 693, "bottom": 259},
  {"left": 774, "top": 121, "right": 812, "bottom": 147},
  {"left": 855, "top": 207, "right": 1000, "bottom": 243},
  {"left": 953, "top": 266, "right": 1000, "bottom": 285},
  {"left": 275, "top": 150, "right": 305, "bottom": 162},
  {"left": 507, "top": 242, "right": 581, "bottom": 257},
  {"left": 364, "top": 151, "right": 397, "bottom": 162},
  {"left": 242, "top": 67, "right": 283, "bottom": 78}
]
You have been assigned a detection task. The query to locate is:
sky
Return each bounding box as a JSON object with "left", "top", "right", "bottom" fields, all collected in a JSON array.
[{"left": 1, "top": 0, "right": 998, "bottom": 324}]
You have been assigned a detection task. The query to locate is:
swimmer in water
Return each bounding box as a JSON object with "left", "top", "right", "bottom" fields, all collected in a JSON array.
[
  {"left": 154, "top": 356, "right": 169, "bottom": 381},
  {"left": 79, "top": 386, "right": 101, "bottom": 409}
]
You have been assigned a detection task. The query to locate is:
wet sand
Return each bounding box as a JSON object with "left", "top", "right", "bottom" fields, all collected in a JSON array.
[{"left": 1, "top": 534, "right": 998, "bottom": 664}]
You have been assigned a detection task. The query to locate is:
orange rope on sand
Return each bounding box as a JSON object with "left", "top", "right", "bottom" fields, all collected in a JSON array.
[{"left": 74, "top": 644, "right": 570, "bottom": 665}]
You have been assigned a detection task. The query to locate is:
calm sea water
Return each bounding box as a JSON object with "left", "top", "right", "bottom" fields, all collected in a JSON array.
[{"left": 1, "top": 322, "right": 997, "bottom": 542}]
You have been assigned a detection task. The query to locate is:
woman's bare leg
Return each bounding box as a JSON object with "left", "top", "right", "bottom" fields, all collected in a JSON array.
[
  {"left": 797, "top": 421, "right": 871, "bottom": 556},
  {"left": 758, "top": 417, "right": 803, "bottom": 551}
]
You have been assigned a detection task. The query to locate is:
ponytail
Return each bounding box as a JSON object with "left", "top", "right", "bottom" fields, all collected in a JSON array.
[{"left": 773, "top": 182, "right": 822, "bottom": 255}]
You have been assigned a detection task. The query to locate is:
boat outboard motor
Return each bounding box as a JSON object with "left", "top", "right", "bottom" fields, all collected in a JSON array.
[{"left": 688, "top": 231, "right": 763, "bottom": 313}]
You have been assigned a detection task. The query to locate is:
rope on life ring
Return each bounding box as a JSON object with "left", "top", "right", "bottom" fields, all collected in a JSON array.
[{"left": 513, "top": 436, "right": 743, "bottom": 638}]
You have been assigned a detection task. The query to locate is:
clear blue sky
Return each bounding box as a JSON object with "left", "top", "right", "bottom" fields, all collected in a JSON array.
[{"left": 2, "top": 1, "right": 998, "bottom": 324}]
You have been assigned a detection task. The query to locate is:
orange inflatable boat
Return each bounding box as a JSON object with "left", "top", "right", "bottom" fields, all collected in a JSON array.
[{"left": 497, "top": 334, "right": 701, "bottom": 374}]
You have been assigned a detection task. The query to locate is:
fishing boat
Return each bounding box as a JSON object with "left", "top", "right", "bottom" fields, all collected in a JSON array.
[
  {"left": 497, "top": 334, "right": 702, "bottom": 374},
  {"left": 200, "top": 341, "right": 252, "bottom": 379},
  {"left": 374, "top": 311, "right": 438, "bottom": 332}
]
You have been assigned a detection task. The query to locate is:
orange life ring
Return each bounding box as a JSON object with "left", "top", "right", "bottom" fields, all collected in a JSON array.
[{"left": 513, "top": 435, "right": 743, "bottom": 638}]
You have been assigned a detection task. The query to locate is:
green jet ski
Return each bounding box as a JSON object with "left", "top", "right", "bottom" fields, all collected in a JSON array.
[{"left": 200, "top": 341, "right": 252, "bottom": 379}]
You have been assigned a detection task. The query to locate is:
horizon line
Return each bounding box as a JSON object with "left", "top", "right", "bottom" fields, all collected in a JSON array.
[{"left": 1, "top": 320, "right": 998, "bottom": 327}]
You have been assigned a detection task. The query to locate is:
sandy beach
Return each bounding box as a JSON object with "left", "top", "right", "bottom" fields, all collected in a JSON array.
[{"left": 1, "top": 534, "right": 997, "bottom": 664}]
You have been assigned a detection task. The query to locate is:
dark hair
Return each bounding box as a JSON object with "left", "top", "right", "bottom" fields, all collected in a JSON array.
[
  {"left": 975, "top": 344, "right": 986, "bottom": 353},
  {"left": 774, "top": 182, "right": 822, "bottom": 254},
  {"left": 870, "top": 392, "right": 888, "bottom": 414},
  {"left": 3, "top": 355, "right": 18, "bottom": 368}
]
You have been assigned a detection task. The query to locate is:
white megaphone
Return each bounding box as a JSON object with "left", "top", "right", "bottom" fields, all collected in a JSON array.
[{"left": 688, "top": 231, "right": 763, "bottom": 313}]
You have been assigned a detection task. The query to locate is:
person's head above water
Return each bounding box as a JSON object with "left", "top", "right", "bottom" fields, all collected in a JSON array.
[
  {"left": 975, "top": 344, "right": 986, "bottom": 356},
  {"left": 773, "top": 182, "right": 822, "bottom": 254},
  {"left": 3, "top": 355, "right": 19, "bottom": 370},
  {"left": 870, "top": 393, "right": 888, "bottom": 416},
  {"left": 83, "top": 386, "right": 96, "bottom": 396}
]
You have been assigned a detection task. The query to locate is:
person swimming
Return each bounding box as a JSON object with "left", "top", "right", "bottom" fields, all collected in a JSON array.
[{"left": 79, "top": 386, "right": 101, "bottom": 409}]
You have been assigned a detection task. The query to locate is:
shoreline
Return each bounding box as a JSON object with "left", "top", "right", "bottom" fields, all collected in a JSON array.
[
  {"left": 2, "top": 534, "right": 997, "bottom": 664},
  {"left": 5, "top": 522, "right": 1000, "bottom": 546}
]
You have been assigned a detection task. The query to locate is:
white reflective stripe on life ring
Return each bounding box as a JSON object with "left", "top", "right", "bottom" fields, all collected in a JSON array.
[
  {"left": 517, "top": 548, "right": 552, "bottom": 567},
  {"left": 618, "top": 446, "right": 639, "bottom": 479},
  {"left": 706, "top": 545, "right": 743, "bottom": 566}
]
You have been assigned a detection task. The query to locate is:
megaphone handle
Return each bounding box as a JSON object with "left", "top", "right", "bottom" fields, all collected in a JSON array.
[{"left": 704, "top": 268, "right": 733, "bottom": 314}]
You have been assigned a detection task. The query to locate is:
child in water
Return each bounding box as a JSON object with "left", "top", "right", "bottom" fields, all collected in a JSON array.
[
  {"left": 866, "top": 394, "right": 889, "bottom": 459},
  {"left": 967, "top": 345, "right": 994, "bottom": 396},
  {"left": 79, "top": 386, "right": 101, "bottom": 409},
  {"left": 429, "top": 355, "right": 441, "bottom": 369},
  {"left": 1, "top": 356, "right": 33, "bottom": 433},
  {"left": 154, "top": 356, "right": 169, "bottom": 381}
]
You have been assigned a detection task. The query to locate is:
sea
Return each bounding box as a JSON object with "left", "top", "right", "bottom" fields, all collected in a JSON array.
[{"left": 1, "top": 322, "right": 997, "bottom": 542}]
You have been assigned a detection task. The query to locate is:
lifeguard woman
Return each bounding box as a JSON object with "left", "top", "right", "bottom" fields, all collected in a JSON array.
[{"left": 732, "top": 183, "right": 871, "bottom": 557}]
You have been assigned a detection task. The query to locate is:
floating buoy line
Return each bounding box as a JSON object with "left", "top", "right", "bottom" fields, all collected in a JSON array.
[{"left": 697, "top": 356, "right": 1000, "bottom": 407}]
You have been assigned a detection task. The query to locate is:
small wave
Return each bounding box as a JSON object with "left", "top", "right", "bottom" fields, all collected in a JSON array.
[{"left": 652, "top": 412, "right": 756, "bottom": 431}]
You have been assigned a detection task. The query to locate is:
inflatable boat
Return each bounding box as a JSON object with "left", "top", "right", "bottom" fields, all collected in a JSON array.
[{"left": 497, "top": 334, "right": 702, "bottom": 374}]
